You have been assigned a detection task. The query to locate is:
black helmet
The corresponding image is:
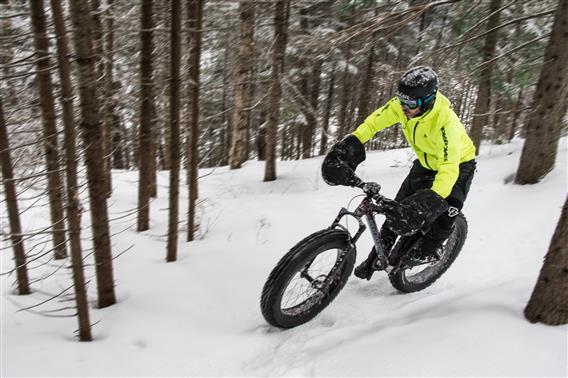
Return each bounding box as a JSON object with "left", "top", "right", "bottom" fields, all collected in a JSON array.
[{"left": 396, "top": 66, "right": 438, "bottom": 110}]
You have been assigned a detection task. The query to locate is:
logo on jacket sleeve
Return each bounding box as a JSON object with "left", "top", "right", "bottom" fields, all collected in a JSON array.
[
  {"left": 448, "top": 206, "right": 459, "bottom": 217},
  {"left": 441, "top": 127, "right": 448, "bottom": 161}
]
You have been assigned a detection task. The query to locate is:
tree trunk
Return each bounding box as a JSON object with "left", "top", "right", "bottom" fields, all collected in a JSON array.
[
  {"left": 298, "top": 7, "right": 312, "bottom": 160},
  {"left": 508, "top": 86, "right": 524, "bottom": 141},
  {"left": 111, "top": 112, "right": 127, "bottom": 169},
  {"left": 257, "top": 126, "right": 266, "bottom": 161},
  {"left": 50, "top": 0, "right": 92, "bottom": 340},
  {"left": 29, "top": 0, "right": 68, "bottom": 260},
  {"left": 301, "top": 60, "right": 322, "bottom": 159},
  {"left": 414, "top": 2, "right": 428, "bottom": 57},
  {"left": 156, "top": 6, "right": 172, "bottom": 173},
  {"left": 246, "top": 52, "right": 257, "bottom": 161},
  {"left": 148, "top": 99, "right": 157, "bottom": 198},
  {"left": 220, "top": 36, "right": 231, "bottom": 166},
  {"left": 137, "top": 0, "right": 155, "bottom": 232},
  {"left": 69, "top": 0, "right": 116, "bottom": 308},
  {"left": 525, "top": 194, "right": 568, "bottom": 325},
  {"left": 1, "top": 11, "right": 18, "bottom": 109},
  {"left": 355, "top": 45, "right": 375, "bottom": 127},
  {"left": 166, "top": 0, "right": 182, "bottom": 261},
  {"left": 90, "top": 0, "right": 112, "bottom": 197},
  {"left": 229, "top": 0, "right": 255, "bottom": 169},
  {"left": 186, "top": 0, "right": 203, "bottom": 242},
  {"left": 336, "top": 46, "right": 353, "bottom": 140},
  {"left": 264, "top": 0, "right": 289, "bottom": 182},
  {"left": 515, "top": 0, "right": 568, "bottom": 185},
  {"left": 104, "top": 0, "right": 120, "bottom": 172},
  {"left": 492, "top": 94, "right": 507, "bottom": 143},
  {"left": 320, "top": 63, "right": 336, "bottom": 156},
  {"left": 469, "top": 0, "right": 502, "bottom": 155},
  {"left": 0, "top": 98, "right": 30, "bottom": 296}
]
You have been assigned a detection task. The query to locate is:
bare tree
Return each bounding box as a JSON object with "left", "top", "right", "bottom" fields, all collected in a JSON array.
[
  {"left": 154, "top": 1, "right": 172, "bottom": 173},
  {"left": 525, "top": 194, "right": 568, "bottom": 325},
  {"left": 50, "top": 0, "right": 92, "bottom": 340},
  {"left": 355, "top": 45, "right": 376, "bottom": 127},
  {"left": 0, "top": 98, "right": 30, "bottom": 296},
  {"left": 90, "top": 0, "right": 112, "bottom": 197},
  {"left": 469, "top": 0, "right": 502, "bottom": 154},
  {"left": 137, "top": 0, "right": 155, "bottom": 232},
  {"left": 166, "top": 0, "right": 182, "bottom": 261},
  {"left": 69, "top": 0, "right": 116, "bottom": 308},
  {"left": 319, "top": 63, "right": 336, "bottom": 156},
  {"left": 304, "top": 60, "right": 322, "bottom": 158},
  {"left": 515, "top": 0, "right": 568, "bottom": 185},
  {"left": 298, "top": 5, "right": 320, "bottom": 160},
  {"left": 29, "top": 0, "right": 68, "bottom": 260},
  {"left": 264, "top": 0, "right": 289, "bottom": 182},
  {"left": 104, "top": 0, "right": 122, "bottom": 173},
  {"left": 336, "top": 46, "right": 353, "bottom": 140},
  {"left": 229, "top": 0, "right": 255, "bottom": 170},
  {"left": 186, "top": 0, "right": 203, "bottom": 242}
]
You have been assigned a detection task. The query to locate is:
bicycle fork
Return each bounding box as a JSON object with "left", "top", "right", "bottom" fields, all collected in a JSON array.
[
  {"left": 330, "top": 197, "right": 393, "bottom": 272},
  {"left": 364, "top": 212, "right": 391, "bottom": 272}
]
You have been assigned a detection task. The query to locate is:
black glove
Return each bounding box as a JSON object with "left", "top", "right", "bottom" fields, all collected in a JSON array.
[
  {"left": 321, "top": 135, "right": 366, "bottom": 187},
  {"left": 382, "top": 189, "right": 449, "bottom": 236}
]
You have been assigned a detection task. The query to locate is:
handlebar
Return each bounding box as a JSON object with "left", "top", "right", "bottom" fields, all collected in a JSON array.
[
  {"left": 353, "top": 179, "right": 382, "bottom": 199},
  {"left": 355, "top": 180, "right": 399, "bottom": 211},
  {"left": 348, "top": 175, "right": 398, "bottom": 209},
  {"left": 360, "top": 182, "right": 382, "bottom": 198}
]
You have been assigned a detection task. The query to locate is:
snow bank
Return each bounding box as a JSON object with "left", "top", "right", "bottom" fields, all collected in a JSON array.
[{"left": 2, "top": 139, "right": 567, "bottom": 377}]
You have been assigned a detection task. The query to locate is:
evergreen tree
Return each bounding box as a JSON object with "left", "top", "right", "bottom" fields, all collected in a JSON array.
[
  {"left": 69, "top": 0, "right": 116, "bottom": 308},
  {"left": 525, "top": 194, "right": 568, "bottom": 325},
  {"left": 264, "top": 0, "right": 290, "bottom": 182},
  {"left": 137, "top": 0, "right": 156, "bottom": 232},
  {"left": 166, "top": 0, "right": 182, "bottom": 262},
  {"left": 515, "top": 0, "right": 568, "bottom": 184},
  {"left": 29, "top": 0, "right": 68, "bottom": 260}
]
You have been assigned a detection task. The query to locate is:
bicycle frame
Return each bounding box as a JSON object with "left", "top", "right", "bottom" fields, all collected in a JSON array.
[{"left": 330, "top": 195, "right": 392, "bottom": 271}]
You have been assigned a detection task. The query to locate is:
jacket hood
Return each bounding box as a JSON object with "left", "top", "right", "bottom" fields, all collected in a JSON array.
[{"left": 417, "top": 92, "right": 452, "bottom": 121}]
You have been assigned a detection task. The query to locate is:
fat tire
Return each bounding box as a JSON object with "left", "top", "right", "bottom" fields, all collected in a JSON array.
[
  {"left": 260, "top": 228, "right": 355, "bottom": 328},
  {"left": 388, "top": 214, "right": 468, "bottom": 293}
]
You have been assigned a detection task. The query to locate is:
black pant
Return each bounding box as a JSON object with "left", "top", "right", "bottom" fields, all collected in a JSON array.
[{"left": 382, "top": 159, "right": 476, "bottom": 244}]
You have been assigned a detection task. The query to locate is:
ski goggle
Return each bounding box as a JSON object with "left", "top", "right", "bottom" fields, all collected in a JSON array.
[
  {"left": 398, "top": 96, "right": 420, "bottom": 109},
  {"left": 397, "top": 92, "right": 436, "bottom": 110}
]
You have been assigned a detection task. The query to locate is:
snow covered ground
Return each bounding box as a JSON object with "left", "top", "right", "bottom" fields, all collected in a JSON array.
[{"left": 2, "top": 138, "right": 567, "bottom": 377}]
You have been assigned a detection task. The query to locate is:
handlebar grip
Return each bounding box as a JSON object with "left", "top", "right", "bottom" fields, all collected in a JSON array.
[
  {"left": 351, "top": 177, "right": 364, "bottom": 188},
  {"left": 361, "top": 182, "right": 382, "bottom": 197}
]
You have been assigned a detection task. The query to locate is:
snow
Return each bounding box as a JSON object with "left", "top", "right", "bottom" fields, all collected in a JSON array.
[
  {"left": 400, "top": 66, "right": 437, "bottom": 88},
  {"left": 2, "top": 138, "right": 567, "bottom": 377}
]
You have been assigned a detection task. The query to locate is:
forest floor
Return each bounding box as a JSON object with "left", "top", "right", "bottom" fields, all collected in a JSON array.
[{"left": 2, "top": 138, "right": 567, "bottom": 377}]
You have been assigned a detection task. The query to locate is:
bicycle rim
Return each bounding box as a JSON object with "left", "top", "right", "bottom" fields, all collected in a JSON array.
[
  {"left": 400, "top": 225, "right": 461, "bottom": 284},
  {"left": 280, "top": 247, "right": 347, "bottom": 316}
]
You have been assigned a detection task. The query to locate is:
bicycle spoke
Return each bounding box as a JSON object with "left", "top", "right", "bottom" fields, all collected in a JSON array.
[
  {"left": 403, "top": 227, "right": 458, "bottom": 280},
  {"left": 300, "top": 268, "right": 315, "bottom": 284},
  {"left": 280, "top": 249, "right": 341, "bottom": 313}
]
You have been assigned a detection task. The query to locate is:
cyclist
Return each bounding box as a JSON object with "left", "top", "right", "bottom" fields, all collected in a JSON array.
[{"left": 322, "top": 66, "right": 476, "bottom": 280}]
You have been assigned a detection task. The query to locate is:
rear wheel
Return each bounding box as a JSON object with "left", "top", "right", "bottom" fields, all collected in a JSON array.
[
  {"left": 388, "top": 214, "right": 468, "bottom": 293},
  {"left": 260, "top": 229, "right": 356, "bottom": 328}
]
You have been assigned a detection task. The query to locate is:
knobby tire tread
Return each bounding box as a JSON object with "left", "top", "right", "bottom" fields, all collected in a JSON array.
[
  {"left": 388, "top": 214, "right": 468, "bottom": 293},
  {"left": 261, "top": 228, "right": 355, "bottom": 328}
]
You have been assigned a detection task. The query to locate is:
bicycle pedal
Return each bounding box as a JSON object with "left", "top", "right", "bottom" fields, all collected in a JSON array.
[{"left": 353, "top": 266, "right": 374, "bottom": 280}]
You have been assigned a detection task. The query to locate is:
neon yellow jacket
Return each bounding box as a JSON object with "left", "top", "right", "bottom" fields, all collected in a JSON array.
[{"left": 352, "top": 93, "right": 476, "bottom": 198}]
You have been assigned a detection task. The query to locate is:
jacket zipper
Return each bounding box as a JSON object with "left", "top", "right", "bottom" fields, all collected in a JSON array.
[
  {"left": 412, "top": 121, "right": 419, "bottom": 145},
  {"left": 424, "top": 153, "right": 433, "bottom": 170},
  {"left": 412, "top": 121, "right": 432, "bottom": 169}
]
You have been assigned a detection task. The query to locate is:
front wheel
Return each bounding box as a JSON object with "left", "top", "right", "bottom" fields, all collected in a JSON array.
[
  {"left": 260, "top": 229, "right": 356, "bottom": 328},
  {"left": 388, "top": 213, "right": 468, "bottom": 293}
]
